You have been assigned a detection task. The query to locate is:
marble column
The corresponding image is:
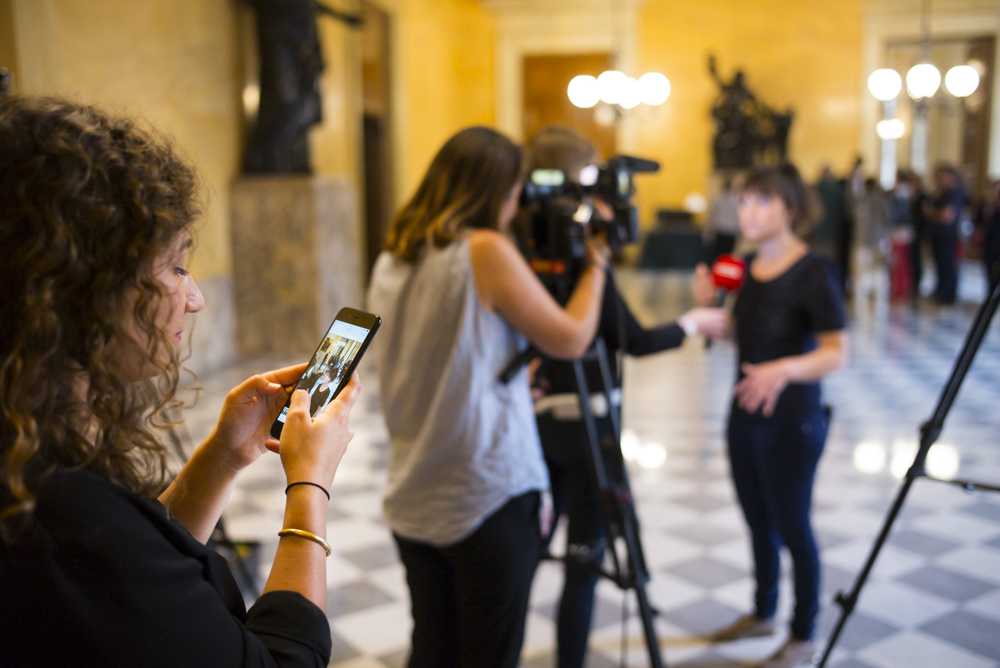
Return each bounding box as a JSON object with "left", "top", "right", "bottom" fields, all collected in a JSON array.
[{"left": 230, "top": 175, "right": 361, "bottom": 357}]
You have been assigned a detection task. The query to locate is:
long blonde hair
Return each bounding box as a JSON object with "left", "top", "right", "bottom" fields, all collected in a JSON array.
[{"left": 385, "top": 127, "right": 523, "bottom": 261}]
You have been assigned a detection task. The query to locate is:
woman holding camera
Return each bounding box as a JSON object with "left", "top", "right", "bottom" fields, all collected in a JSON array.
[
  {"left": 696, "top": 164, "right": 847, "bottom": 668},
  {"left": 367, "top": 126, "right": 608, "bottom": 668},
  {"left": 0, "top": 96, "right": 361, "bottom": 667}
]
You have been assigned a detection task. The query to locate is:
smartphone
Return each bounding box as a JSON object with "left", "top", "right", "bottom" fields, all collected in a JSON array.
[{"left": 270, "top": 307, "right": 381, "bottom": 440}]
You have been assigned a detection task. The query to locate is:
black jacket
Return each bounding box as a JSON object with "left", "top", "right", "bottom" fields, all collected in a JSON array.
[{"left": 0, "top": 469, "right": 331, "bottom": 668}]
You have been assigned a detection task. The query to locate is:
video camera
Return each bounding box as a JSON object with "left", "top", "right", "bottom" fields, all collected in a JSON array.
[{"left": 518, "top": 155, "right": 659, "bottom": 300}]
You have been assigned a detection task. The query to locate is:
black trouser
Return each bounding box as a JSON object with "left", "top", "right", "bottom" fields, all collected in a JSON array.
[
  {"left": 929, "top": 223, "right": 959, "bottom": 304},
  {"left": 393, "top": 491, "right": 541, "bottom": 668},
  {"left": 727, "top": 407, "right": 829, "bottom": 641},
  {"left": 538, "top": 413, "right": 610, "bottom": 668}
]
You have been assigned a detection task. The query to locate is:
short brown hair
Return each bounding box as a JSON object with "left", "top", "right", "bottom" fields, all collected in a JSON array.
[
  {"left": 0, "top": 96, "right": 202, "bottom": 537},
  {"left": 527, "top": 125, "right": 597, "bottom": 184},
  {"left": 385, "top": 126, "right": 523, "bottom": 262},
  {"left": 741, "top": 162, "right": 820, "bottom": 235}
]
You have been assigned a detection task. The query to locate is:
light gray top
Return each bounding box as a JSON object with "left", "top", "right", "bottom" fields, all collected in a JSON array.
[{"left": 367, "top": 238, "right": 549, "bottom": 547}]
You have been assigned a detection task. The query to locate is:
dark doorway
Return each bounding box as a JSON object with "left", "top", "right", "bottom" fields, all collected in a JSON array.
[
  {"left": 523, "top": 53, "right": 616, "bottom": 159},
  {"left": 361, "top": 1, "right": 393, "bottom": 280}
]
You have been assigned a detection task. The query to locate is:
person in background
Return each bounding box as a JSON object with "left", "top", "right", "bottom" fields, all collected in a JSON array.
[
  {"left": 923, "top": 164, "right": 967, "bottom": 305},
  {"left": 695, "top": 163, "right": 848, "bottom": 668},
  {"left": 852, "top": 178, "right": 892, "bottom": 312},
  {"left": 813, "top": 165, "right": 850, "bottom": 281},
  {"left": 525, "top": 125, "right": 729, "bottom": 668},
  {"left": 0, "top": 96, "right": 362, "bottom": 667},
  {"left": 706, "top": 176, "right": 742, "bottom": 262},
  {"left": 367, "top": 126, "right": 608, "bottom": 668},
  {"left": 976, "top": 178, "right": 1000, "bottom": 291},
  {"left": 907, "top": 171, "right": 930, "bottom": 299}
]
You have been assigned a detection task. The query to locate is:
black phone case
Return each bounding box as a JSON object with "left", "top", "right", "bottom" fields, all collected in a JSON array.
[{"left": 269, "top": 309, "right": 380, "bottom": 440}]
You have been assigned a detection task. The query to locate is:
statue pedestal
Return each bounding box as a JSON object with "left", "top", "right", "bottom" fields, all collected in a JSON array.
[{"left": 230, "top": 175, "right": 361, "bottom": 357}]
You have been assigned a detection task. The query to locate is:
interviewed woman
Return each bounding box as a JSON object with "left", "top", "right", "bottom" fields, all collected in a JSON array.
[
  {"left": 367, "top": 126, "right": 608, "bottom": 668},
  {"left": 696, "top": 164, "right": 848, "bottom": 668},
  {"left": 0, "top": 96, "right": 362, "bottom": 667}
]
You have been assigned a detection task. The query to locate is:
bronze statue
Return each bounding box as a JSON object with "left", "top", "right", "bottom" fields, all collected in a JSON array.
[
  {"left": 708, "top": 56, "right": 794, "bottom": 170},
  {"left": 242, "top": 0, "right": 361, "bottom": 175}
]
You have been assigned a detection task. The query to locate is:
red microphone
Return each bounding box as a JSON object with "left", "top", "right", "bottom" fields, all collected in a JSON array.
[{"left": 711, "top": 254, "right": 745, "bottom": 305}]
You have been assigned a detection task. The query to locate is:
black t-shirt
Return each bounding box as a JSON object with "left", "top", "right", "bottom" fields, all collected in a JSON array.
[{"left": 732, "top": 252, "right": 846, "bottom": 418}]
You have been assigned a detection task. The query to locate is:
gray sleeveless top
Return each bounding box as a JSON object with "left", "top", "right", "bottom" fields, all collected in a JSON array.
[{"left": 367, "top": 238, "right": 549, "bottom": 547}]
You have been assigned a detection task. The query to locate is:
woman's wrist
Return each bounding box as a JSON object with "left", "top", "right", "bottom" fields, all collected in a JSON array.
[{"left": 282, "top": 484, "right": 329, "bottom": 535}]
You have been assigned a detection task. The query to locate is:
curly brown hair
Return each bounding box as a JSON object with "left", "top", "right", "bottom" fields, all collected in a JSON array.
[{"left": 0, "top": 96, "right": 203, "bottom": 538}]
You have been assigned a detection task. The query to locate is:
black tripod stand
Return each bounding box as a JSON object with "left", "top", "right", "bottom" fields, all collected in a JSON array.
[
  {"left": 818, "top": 266, "right": 1000, "bottom": 667},
  {"left": 501, "top": 337, "right": 667, "bottom": 668}
]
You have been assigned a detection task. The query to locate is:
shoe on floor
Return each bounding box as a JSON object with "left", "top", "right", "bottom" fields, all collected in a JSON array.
[
  {"left": 759, "top": 638, "right": 816, "bottom": 668},
  {"left": 708, "top": 614, "right": 776, "bottom": 642}
]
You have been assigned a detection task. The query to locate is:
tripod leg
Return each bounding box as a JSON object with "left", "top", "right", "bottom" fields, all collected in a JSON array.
[{"left": 818, "top": 273, "right": 1000, "bottom": 667}]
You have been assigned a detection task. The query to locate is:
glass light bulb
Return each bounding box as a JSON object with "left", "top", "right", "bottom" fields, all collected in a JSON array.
[
  {"left": 906, "top": 63, "right": 941, "bottom": 99},
  {"left": 567, "top": 75, "right": 600, "bottom": 109},
  {"left": 618, "top": 77, "right": 641, "bottom": 109},
  {"left": 597, "top": 70, "right": 627, "bottom": 105},
  {"left": 944, "top": 65, "right": 980, "bottom": 97},
  {"left": 868, "top": 69, "right": 902, "bottom": 101},
  {"left": 638, "top": 72, "right": 671, "bottom": 106},
  {"left": 876, "top": 119, "right": 905, "bottom": 140}
]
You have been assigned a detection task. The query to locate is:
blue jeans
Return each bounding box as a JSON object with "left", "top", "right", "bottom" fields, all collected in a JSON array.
[{"left": 727, "top": 406, "right": 829, "bottom": 641}]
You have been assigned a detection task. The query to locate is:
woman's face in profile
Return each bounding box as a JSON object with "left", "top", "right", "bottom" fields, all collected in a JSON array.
[{"left": 109, "top": 232, "right": 205, "bottom": 382}]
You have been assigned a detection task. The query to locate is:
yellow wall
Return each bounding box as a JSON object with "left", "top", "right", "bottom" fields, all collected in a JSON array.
[
  {"left": 6, "top": 0, "right": 243, "bottom": 280},
  {"left": 633, "top": 0, "right": 863, "bottom": 224},
  {"left": 394, "top": 0, "right": 496, "bottom": 201}
]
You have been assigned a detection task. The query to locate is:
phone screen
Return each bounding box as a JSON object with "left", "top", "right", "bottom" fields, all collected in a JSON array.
[{"left": 276, "top": 318, "right": 372, "bottom": 426}]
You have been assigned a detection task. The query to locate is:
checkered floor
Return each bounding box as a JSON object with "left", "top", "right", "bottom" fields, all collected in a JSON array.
[{"left": 177, "top": 267, "right": 1000, "bottom": 668}]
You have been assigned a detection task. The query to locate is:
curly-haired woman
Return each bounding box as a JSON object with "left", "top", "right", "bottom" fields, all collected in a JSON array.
[{"left": 0, "top": 96, "right": 361, "bottom": 667}]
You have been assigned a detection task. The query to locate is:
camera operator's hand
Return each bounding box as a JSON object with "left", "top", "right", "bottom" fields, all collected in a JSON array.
[
  {"left": 678, "top": 307, "right": 729, "bottom": 340},
  {"left": 693, "top": 262, "right": 716, "bottom": 306},
  {"left": 586, "top": 237, "right": 611, "bottom": 271}
]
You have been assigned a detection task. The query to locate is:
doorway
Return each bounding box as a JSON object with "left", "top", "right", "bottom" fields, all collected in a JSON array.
[
  {"left": 361, "top": 1, "right": 393, "bottom": 279},
  {"left": 522, "top": 53, "right": 616, "bottom": 159}
]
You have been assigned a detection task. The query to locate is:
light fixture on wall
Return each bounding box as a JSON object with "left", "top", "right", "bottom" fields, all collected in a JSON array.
[
  {"left": 568, "top": 70, "right": 670, "bottom": 111},
  {"left": 876, "top": 119, "right": 906, "bottom": 140}
]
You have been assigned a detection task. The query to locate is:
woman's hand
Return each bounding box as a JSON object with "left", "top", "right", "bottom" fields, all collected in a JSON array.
[
  {"left": 210, "top": 363, "right": 307, "bottom": 471},
  {"left": 278, "top": 372, "right": 361, "bottom": 490},
  {"left": 679, "top": 307, "right": 729, "bottom": 339},
  {"left": 693, "top": 263, "right": 716, "bottom": 306},
  {"left": 734, "top": 360, "right": 789, "bottom": 417}
]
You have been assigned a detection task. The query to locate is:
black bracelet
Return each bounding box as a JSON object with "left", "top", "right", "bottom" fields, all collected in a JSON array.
[{"left": 285, "top": 481, "right": 331, "bottom": 501}]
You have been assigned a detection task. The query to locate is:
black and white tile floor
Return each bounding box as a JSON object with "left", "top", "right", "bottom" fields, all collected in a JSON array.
[{"left": 176, "top": 268, "right": 1000, "bottom": 668}]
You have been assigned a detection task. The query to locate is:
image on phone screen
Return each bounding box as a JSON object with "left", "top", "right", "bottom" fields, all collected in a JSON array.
[{"left": 272, "top": 310, "right": 379, "bottom": 438}]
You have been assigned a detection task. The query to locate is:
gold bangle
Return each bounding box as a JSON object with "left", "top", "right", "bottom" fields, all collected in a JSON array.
[{"left": 278, "top": 528, "right": 332, "bottom": 557}]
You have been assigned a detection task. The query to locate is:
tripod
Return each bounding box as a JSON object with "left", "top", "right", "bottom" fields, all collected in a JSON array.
[
  {"left": 818, "top": 266, "right": 1000, "bottom": 667},
  {"left": 502, "top": 337, "right": 667, "bottom": 668}
]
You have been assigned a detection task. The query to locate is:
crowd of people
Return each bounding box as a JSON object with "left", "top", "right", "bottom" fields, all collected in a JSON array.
[{"left": 707, "top": 159, "right": 1000, "bottom": 308}]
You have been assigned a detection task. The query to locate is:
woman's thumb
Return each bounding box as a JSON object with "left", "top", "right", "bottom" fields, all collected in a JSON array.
[{"left": 288, "top": 389, "right": 311, "bottom": 417}]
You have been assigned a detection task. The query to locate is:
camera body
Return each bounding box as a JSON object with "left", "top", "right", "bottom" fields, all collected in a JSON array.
[{"left": 517, "top": 155, "right": 659, "bottom": 302}]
